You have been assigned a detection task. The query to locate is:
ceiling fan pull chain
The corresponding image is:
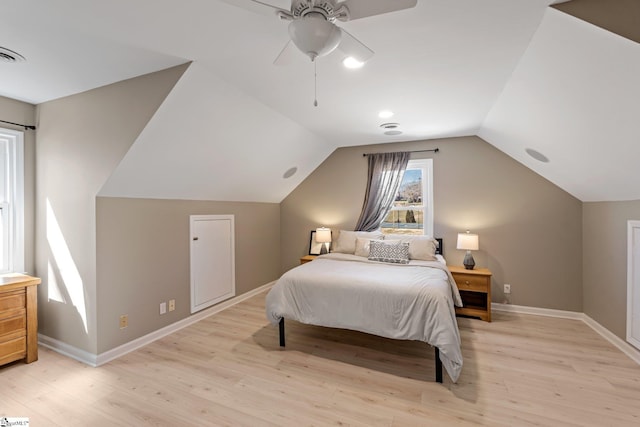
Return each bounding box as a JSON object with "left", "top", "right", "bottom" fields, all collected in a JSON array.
[{"left": 314, "top": 60, "right": 318, "bottom": 107}]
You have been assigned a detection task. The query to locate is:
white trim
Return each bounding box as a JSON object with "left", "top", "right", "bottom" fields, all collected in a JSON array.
[
  {"left": 0, "top": 127, "right": 24, "bottom": 273},
  {"left": 39, "top": 281, "right": 276, "bottom": 367},
  {"left": 627, "top": 221, "right": 640, "bottom": 350},
  {"left": 492, "top": 302, "right": 584, "bottom": 320},
  {"left": 583, "top": 314, "right": 640, "bottom": 366},
  {"left": 38, "top": 334, "right": 98, "bottom": 366},
  {"left": 493, "top": 303, "right": 640, "bottom": 366}
]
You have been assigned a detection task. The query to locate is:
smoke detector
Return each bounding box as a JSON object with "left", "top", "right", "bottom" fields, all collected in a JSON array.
[{"left": 0, "top": 47, "right": 26, "bottom": 63}]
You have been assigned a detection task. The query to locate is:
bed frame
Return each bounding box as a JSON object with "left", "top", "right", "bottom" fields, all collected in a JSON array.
[
  {"left": 277, "top": 318, "right": 443, "bottom": 383},
  {"left": 276, "top": 237, "right": 446, "bottom": 384}
]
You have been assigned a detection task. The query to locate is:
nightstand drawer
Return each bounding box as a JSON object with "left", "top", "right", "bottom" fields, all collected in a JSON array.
[{"left": 454, "top": 274, "right": 488, "bottom": 292}]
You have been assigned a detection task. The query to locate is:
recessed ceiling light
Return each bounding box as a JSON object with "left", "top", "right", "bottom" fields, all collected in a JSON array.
[
  {"left": 283, "top": 167, "right": 298, "bottom": 179},
  {"left": 378, "top": 110, "right": 394, "bottom": 119},
  {"left": 525, "top": 148, "right": 550, "bottom": 163},
  {"left": 384, "top": 130, "right": 403, "bottom": 136},
  {"left": 343, "top": 57, "right": 364, "bottom": 69}
]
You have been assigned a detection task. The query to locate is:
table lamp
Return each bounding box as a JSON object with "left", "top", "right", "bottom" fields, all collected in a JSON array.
[
  {"left": 457, "top": 231, "right": 479, "bottom": 270},
  {"left": 316, "top": 227, "right": 332, "bottom": 255}
]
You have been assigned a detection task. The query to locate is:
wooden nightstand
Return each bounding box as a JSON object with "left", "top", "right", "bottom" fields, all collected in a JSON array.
[
  {"left": 449, "top": 265, "right": 492, "bottom": 322},
  {"left": 300, "top": 255, "right": 317, "bottom": 264}
]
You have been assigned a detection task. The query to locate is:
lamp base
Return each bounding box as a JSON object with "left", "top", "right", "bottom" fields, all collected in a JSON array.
[
  {"left": 463, "top": 251, "right": 475, "bottom": 270},
  {"left": 319, "top": 243, "right": 328, "bottom": 255}
]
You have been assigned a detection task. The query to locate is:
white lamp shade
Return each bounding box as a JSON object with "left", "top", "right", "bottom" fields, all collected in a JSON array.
[
  {"left": 457, "top": 233, "right": 479, "bottom": 251},
  {"left": 316, "top": 227, "right": 332, "bottom": 243},
  {"left": 288, "top": 13, "right": 342, "bottom": 61}
]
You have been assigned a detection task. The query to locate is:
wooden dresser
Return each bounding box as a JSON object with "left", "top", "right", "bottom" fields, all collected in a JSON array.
[{"left": 0, "top": 274, "right": 40, "bottom": 366}]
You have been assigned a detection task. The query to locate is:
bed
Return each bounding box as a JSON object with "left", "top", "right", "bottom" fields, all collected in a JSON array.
[{"left": 265, "top": 233, "right": 464, "bottom": 383}]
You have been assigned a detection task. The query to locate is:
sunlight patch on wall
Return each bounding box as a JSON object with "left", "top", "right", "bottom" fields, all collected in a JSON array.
[
  {"left": 46, "top": 198, "right": 88, "bottom": 333},
  {"left": 47, "top": 261, "right": 65, "bottom": 303}
]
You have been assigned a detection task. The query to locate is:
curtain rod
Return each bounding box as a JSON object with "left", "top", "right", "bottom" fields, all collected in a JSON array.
[
  {"left": 0, "top": 119, "right": 36, "bottom": 130},
  {"left": 362, "top": 148, "right": 439, "bottom": 157}
]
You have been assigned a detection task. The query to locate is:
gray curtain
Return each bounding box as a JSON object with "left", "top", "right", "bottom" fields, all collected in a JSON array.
[{"left": 355, "top": 152, "right": 410, "bottom": 232}]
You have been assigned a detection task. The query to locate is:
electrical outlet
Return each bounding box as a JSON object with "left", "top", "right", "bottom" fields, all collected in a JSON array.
[
  {"left": 169, "top": 299, "right": 175, "bottom": 312},
  {"left": 119, "top": 314, "right": 128, "bottom": 329},
  {"left": 160, "top": 302, "right": 167, "bottom": 315},
  {"left": 504, "top": 284, "right": 511, "bottom": 294}
]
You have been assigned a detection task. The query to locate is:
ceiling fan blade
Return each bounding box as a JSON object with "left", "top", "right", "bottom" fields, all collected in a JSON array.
[
  {"left": 217, "top": 0, "right": 288, "bottom": 17},
  {"left": 336, "top": 28, "right": 374, "bottom": 63},
  {"left": 339, "top": 0, "right": 417, "bottom": 21},
  {"left": 273, "top": 40, "right": 298, "bottom": 66}
]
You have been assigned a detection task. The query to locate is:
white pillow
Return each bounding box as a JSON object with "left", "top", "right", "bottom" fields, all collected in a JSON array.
[
  {"left": 332, "top": 230, "right": 384, "bottom": 254},
  {"left": 383, "top": 234, "right": 438, "bottom": 261},
  {"left": 354, "top": 237, "right": 387, "bottom": 257}
]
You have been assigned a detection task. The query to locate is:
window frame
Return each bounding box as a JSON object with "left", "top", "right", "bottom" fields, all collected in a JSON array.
[
  {"left": 383, "top": 158, "right": 434, "bottom": 237},
  {"left": 0, "top": 127, "right": 24, "bottom": 274}
]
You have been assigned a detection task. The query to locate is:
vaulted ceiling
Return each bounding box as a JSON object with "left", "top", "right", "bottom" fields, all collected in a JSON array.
[{"left": 2, "top": 0, "right": 638, "bottom": 202}]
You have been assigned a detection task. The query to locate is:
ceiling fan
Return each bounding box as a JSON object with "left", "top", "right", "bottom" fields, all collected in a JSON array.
[{"left": 221, "top": 0, "right": 418, "bottom": 65}]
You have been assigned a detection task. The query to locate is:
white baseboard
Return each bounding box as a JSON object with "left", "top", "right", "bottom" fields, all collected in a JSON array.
[
  {"left": 38, "top": 334, "right": 99, "bottom": 366},
  {"left": 582, "top": 314, "right": 640, "bottom": 365},
  {"left": 492, "top": 302, "right": 584, "bottom": 320},
  {"left": 492, "top": 303, "right": 640, "bottom": 366},
  {"left": 39, "top": 281, "right": 276, "bottom": 367}
]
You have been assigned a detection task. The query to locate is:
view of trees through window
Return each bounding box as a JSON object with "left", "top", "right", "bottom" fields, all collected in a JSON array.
[{"left": 381, "top": 168, "right": 424, "bottom": 235}]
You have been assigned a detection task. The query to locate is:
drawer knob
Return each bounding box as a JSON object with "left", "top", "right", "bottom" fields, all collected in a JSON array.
[{"left": 465, "top": 281, "right": 470, "bottom": 285}]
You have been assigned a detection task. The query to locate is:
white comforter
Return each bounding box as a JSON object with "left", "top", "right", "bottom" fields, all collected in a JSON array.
[{"left": 265, "top": 253, "right": 464, "bottom": 382}]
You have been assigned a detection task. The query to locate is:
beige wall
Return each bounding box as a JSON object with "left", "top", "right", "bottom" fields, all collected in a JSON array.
[
  {"left": 0, "top": 96, "right": 36, "bottom": 274},
  {"left": 554, "top": 0, "right": 640, "bottom": 44},
  {"left": 583, "top": 201, "right": 640, "bottom": 339},
  {"left": 96, "top": 197, "right": 280, "bottom": 352},
  {"left": 281, "top": 136, "right": 583, "bottom": 311},
  {"left": 35, "top": 64, "right": 188, "bottom": 353}
]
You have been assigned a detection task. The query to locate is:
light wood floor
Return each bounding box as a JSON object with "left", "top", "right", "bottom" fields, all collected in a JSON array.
[{"left": 2, "top": 291, "right": 640, "bottom": 426}]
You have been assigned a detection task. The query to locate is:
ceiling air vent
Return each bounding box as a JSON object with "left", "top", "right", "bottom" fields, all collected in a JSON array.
[
  {"left": 380, "top": 122, "right": 402, "bottom": 135},
  {"left": 0, "top": 46, "right": 26, "bottom": 63}
]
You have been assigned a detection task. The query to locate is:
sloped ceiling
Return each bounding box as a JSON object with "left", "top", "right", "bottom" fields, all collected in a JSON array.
[
  {"left": 98, "top": 62, "right": 333, "bottom": 203},
  {"left": 2, "top": 1, "right": 639, "bottom": 202},
  {"left": 479, "top": 8, "right": 640, "bottom": 202}
]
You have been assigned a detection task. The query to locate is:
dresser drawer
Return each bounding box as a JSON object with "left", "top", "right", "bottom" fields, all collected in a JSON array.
[
  {"left": 0, "top": 336, "right": 27, "bottom": 365},
  {"left": 0, "top": 290, "right": 26, "bottom": 312},
  {"left": 454, "top": 274, "right": 489, "bottom": 292},
  {"left": 0, "top": 312, "right": 26, "bottom": 339}
]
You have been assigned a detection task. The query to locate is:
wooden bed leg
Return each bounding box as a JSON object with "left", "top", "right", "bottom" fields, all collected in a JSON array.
[
  {"left": 435, "top": 347, "right": 443, "bottom": 383},
  {"left": 279, "top": 318, "right": 285, "bottom": 347}
]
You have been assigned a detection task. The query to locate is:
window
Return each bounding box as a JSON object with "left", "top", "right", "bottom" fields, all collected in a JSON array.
[
  {"left": 0, "top": 128, "right": 24, "bottom": 273},
  {"left": 380, "top": 158, "right": 433, "bottom": 236}
]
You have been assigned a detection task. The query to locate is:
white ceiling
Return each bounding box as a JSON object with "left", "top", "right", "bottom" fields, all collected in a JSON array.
[{"left": 3, "top": 0, "right": 639, "bottom": 202}]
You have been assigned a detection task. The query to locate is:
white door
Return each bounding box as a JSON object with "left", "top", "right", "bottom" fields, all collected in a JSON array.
[
  {"left": 190, "top": 215, "right": 235, "bottom": 313},
  {"left": 628, "top": 221, "right": 640, "bottom": 350}
]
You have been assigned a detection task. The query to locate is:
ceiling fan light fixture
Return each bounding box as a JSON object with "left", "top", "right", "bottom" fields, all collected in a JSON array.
[{"left": 288, "top": 12, "right": 342, "bottom": 61}]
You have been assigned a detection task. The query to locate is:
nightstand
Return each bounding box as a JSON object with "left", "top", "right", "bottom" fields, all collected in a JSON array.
[
  {"left": 449, "top": 265, "right": 492, "bottom": 322},
  {"left": 300, "top": 255, "right": 317, "bottom": 264}
]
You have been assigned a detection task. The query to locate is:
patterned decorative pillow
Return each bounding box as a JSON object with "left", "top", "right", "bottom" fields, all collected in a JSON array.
[{"left": 368, "top": 240, "right": 410, "bottom": 264}]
